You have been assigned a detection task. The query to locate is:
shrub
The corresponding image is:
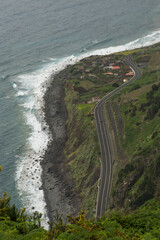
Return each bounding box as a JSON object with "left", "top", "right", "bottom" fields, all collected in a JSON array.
[
  {"left": 152, "top": 84, "right": 159, "bottom": 91},
  {"left": 146, "top": 104, "right": 159, "bottom": 120},
  {"left": 139, "top": 103, "right": 146, "bottom": 112},
  {"left": 112, "top": 82, "right": 119, "bottom": 87},
  {"left": 131, "top": 84, "right": 140, "bottom": 91},
  {"left": 146, "top": 90, "right": 154, "bottom": 103},
  {"left": 0, "top": 192, "right": 11, "bottom": 216},
  {"left": 6, "top": 204, "right": 20, "bottom": 221}
]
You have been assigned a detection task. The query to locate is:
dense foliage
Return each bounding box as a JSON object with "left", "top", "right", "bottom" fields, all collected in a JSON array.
[
  {"left": 108, "top": 43, "right": 160, "bottom": 211},
  {"left": 0, "top": 192, "right": 160, "bottom": 239},
  {"left": 0, "top": 192, "right": 46, "bottom": 240}
]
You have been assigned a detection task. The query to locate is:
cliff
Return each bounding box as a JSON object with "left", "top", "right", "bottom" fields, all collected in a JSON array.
[
  {"left": 42, "top": 42, "right": 160, "bottom": 222},
  {"left": 62, "top": 54, "right": 131, "bottom": 216},
  {"left": 106, "top": 43, "right": 160, "bottom": 210},
  {"left": 63, "top": 42, "right": 160, "bottom": 215}
]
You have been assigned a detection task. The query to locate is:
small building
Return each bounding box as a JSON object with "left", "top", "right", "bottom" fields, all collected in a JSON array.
[
  {"left": 89, "top": 74, "right": 96, "bottom": 78},
  {"left": 80, "top": 75, "right": 85, "bottom": 79},
  {"left": 104, "top": 72, "right": 113, "bottom": 75},
  {"left": 88, "top": 112, "right": 94, "bottom": 117},
  {"left": 92, "top": 97, "right": 101, "bottom": 102},
  {"left": 103, "top": 66, "right": 113, "bottom": 70},
  {"left": 125, "top": 71, "right": 134, "bottom": 76},
  {"left": 112, "top": 66, "right": 120, "bottom": 70}
]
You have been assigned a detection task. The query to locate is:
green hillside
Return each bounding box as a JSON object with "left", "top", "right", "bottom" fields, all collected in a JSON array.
[
  {"left": 63, "top": 43, "right": 160, "bottom": 215},
  {"left": 63, "top": 53, "right": 131, "bottom": 215},
  {"left": 107, "top": 43, "right": 160, "bottom": 210}
]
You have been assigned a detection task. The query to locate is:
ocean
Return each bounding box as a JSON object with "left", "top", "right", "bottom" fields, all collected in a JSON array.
[{"left": 0, "top": 0, "right": 160, "bottom": 225}]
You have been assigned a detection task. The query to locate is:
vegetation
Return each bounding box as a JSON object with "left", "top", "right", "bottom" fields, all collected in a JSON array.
[
  {"left": 1, "top": 192, "right": 160, "bottom": 239},
  {"left": 63, "top": 42, "right": 160, "bottom": 218},
  {"left": 0, "top": 192, "right": 46, "bottom": 240},
  {"left": 64, "top": 54, "right": 131, "bottom": 216},
  {"left": 64, "top": 84, "right": 100, "bottom": 216},
  {"left": 108, "top": 42, "right": 160, "bottom": 210}
]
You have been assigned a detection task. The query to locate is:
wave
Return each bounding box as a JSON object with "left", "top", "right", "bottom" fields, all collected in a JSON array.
[
  {"left": 42, "top": 58, "right": 57, "bottom": 63},
  {"left": 14, "top": 57, "right": 84, "bottom": 227},
  {"left": 14, "top": 66, "right": 54, "bottom": 228},
  {"left": 14, "top": 28, "right": 160, "bottom": 228},
  {"left": 82, "top": 29, "right": 160, "bottom": 57}
]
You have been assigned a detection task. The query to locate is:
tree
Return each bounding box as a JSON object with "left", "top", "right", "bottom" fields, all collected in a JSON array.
[
  {"left": 152, "top": 84, "right": 159, "bottom": 91},
  {"left": 146, "top": 104, "right": 159, "bottom": 120},
  {"left": 146, "top": 90, "right": 154, "bottom": 103}
]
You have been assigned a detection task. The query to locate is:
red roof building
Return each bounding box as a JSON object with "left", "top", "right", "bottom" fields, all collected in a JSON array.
[
  {"left": 104, "top": 72, "right": 113, "bottom": 75},
  {"left": 125, "top": 71, "right": 134, "bottom": 76},
  {"left": 112, "top": 66, "right": 120, "bottom": 70}
]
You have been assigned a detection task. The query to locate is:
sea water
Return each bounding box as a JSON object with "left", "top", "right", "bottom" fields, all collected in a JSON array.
[{"left": 0, "top": 0, "right": 160, "bottom": 225}]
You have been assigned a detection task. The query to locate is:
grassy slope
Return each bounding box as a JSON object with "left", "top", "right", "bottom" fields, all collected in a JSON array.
[
  {"left": 64, "top": 43, "right": 160, "bottom": 215},
  {"left": 64, "top": 55, "right": 131, "bottom": 216},
  {"left": 109, "top": 42, "right": 160, "bottom": 210},
  {"left": 64, "top": 42, "right": 160, "bottom": 217},
  {"left": 64, "top": 84, "right": 100, "bottom": 216}
]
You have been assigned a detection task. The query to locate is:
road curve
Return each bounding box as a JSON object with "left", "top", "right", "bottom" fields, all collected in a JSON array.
[{"left": 95, "top": 55, "right": 142, "bottom": 218}]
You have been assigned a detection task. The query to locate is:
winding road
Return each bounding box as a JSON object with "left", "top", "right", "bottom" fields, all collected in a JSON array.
[{"left": 95, "top": 55, "right": 142, "bottom": 218}]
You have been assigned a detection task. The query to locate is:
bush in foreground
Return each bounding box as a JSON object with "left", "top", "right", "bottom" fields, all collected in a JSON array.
[{"left": 0, "top": 192, "right": 160, "bottom": 239}]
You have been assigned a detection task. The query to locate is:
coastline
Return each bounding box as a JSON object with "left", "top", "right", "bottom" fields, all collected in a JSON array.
[
  {"left": 42, "top": 67, "right": 80, "bottom": 221},
  {"left": 41, "top": 41, "right": 160, "bottom": 221}
]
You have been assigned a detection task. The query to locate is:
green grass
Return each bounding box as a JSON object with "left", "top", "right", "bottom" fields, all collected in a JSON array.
[
  {"left": 119, "top": 48, "right": 143, "bottom": 56},
  {"left": 77, "top": 103, "right": 95, "bottom": 113},
  {"left": 64, "top": 52, "right": 130, "bottom": 215},
  {"left": 108, "top": 43, "right": 160, "bottom": 211},
  {"left": 119, "top": 86, "right": 160, "bottom": 155},
  {"left": 79, "top": 80, "right": 95, "bottom": 90},
  {"left": 64, "top": 85, "right": 100, "bottom": 216}
]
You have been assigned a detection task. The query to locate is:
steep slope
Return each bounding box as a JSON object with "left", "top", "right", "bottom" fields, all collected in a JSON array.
[
  {"left": 107, "top": 43, "right": 160, "bottom": 210},
  {"left": 63, "top": 54, "right": 132, "bottom": 216}
]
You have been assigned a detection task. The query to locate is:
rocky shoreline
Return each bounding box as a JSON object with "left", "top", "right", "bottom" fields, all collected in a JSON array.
[{"left": 41, "top": 67, "right": 80, "bottom": 221}]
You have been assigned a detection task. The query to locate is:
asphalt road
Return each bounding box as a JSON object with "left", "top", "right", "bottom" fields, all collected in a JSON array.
[{"left": 95, "top": 55, "right": 142, "bottom": 218}]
